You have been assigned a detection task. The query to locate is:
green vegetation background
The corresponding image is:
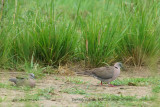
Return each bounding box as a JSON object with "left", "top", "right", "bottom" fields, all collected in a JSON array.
[{"left": 0, "top": 0, "right": 160, "bottom": 68}]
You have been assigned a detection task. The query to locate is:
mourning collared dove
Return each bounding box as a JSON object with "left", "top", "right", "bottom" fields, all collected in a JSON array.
[
  {"left": 9, "top": 73, "right": 36, "bottom": 88},
  {"left": 78, "top": 62, "right": 122, "bottom": 87}
]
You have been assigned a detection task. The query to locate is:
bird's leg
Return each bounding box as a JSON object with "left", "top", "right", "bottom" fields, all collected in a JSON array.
[
  {"left": 108, "top": 84, "right": 115, "bottom": 87},
  {"left": 108, "top": 83, "right": 115, "bottom": 87},
  {"left": 100, "top": 81, "right": 103, "bottom": 86}
]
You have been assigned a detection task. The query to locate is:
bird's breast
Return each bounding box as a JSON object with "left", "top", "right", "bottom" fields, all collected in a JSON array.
[{"left": 112, "top": 69, "right": 120, "bottom": 79}]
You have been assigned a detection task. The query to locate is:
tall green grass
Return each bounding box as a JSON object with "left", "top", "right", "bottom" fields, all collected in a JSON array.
[
  {"left": 0, "top": 0, "right": 160, "bottom": 68},
  {"left": 0, "top": 0, "right": 79, "bottom": 67},
  {"left": 79, "top": 15, "right": 125, "bottom": 67},
  {"left": 116, "top": 0, "right": 160, "bottom": 66}
]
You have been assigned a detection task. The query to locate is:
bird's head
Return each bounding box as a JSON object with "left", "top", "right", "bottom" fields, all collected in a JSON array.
[
  {"left": 29, "top": 73, "right": 35, "bottom": 79},
  {"left": 114, "top": 62, "right": 123, "bottom": 69}
]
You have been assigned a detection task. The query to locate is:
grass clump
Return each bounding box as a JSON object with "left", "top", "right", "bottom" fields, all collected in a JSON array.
[
  {"left": 79, "top": 11, "right": 126, "bottom": 67},
  {"left": 116, "top": 0, "right": 160, "bottom": 66},
  {"left": 82, "top": 100, "right": 149, "bottom": 107},
  {"left": 0, "top": 83, "right": 32, "bottom": 91},
  {"left": 95, "top": 94, "right": 138, "bottom": 101},
  {"left": 111, "top": 77, "right": 155, "bottom": 86},
  {"left": 0, "top": 96, "right": 6, "bottom": 102},
  {"left": 0, "top": 0, "right": 79, "bottom": 68},
  {"left": 65, "top": 77, "right": 87, "bottom": 84},
  {"left": 82, "top": 94, "right": 155, "bottom": 107},
  {"left": 36, "top": 87, "right": 55, "bottom": 100},
  {"left": 63, "top": 87, "right": 86, "bottom": 95},
  {"left": 152, "top": 85, "right": 160, "bottom": 93},
  {"left": 13, "top": 87, "right": 55, "bottom": 102},
  {"left": 33, "top": 19, "right": 78, "bottom": 66},
  {"left": 24, "top": 61, "right": 45, "bottom": 79}
]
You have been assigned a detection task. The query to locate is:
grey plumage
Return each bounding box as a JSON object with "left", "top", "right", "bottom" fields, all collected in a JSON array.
[
  {"left": 78, "top": 62, "right": 122, "bottom": 86},
  {"left": 9, "top": 78, "right": 17, "bottom": 84},
  {"left": 9, "top": 73, "right": 36, "bottom": 88}
]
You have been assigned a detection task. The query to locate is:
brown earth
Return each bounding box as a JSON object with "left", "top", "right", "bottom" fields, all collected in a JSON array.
[{"left": 0, "top": 67, "right": 157, "bottom": 107}]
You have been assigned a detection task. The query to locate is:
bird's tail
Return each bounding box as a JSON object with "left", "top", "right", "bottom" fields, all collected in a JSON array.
[
  {"left": 83, "top": 70, "right": 92, "bottom": 76},
  {"left": 76, "top": 70, "right": 91, "bottom": 76},
  {"left": 9, "top": 78, "right": 17, "bottom": 84}
]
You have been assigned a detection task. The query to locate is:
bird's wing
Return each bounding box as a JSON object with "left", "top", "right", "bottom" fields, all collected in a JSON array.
[
  {"left": 91, "top": 66, "right": 114, "bottom": 79},
  {"left": 9, "top": 78, "right": 17, "bottom": 83},
  {"left": 16, "top": 77, "right": 25, "bottom": 80}
]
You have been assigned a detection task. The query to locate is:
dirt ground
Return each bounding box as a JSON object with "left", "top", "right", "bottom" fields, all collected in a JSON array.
[{"left": 0, "top": 67, "right": 157, "bottom": 107}]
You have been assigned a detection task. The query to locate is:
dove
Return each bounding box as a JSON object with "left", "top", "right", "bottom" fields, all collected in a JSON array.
[
  {"left": 9, "top": 73, "right": 36, "bottom": 88},
  {"left": 77, "top": 62, "right": 122, "bottom": 87}
]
